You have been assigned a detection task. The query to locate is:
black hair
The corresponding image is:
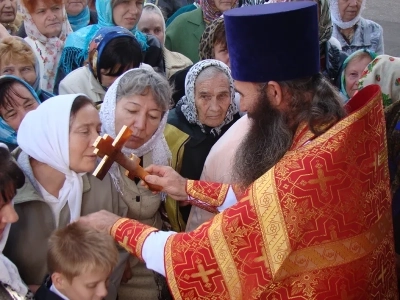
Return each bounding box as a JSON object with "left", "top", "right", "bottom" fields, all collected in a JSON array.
[
  {"left": 278, "top": 73, "right": 346, "bottom": 136},
  {"left": 0, "top": 78, "right": 31, "bottom": 117},
  {"left": 0, "top": 147, "right": 25, "bottom": 203},
  {"left": 69, "top": 96, "right": 95, "bottom": 128},
  {"left": 97, "top": 36, "right": 143, "bottom": 82}
]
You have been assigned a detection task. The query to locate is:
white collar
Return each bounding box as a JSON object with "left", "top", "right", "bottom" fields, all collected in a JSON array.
[{"left": 50, "top": 284, "right": 69, "bottom": 300}]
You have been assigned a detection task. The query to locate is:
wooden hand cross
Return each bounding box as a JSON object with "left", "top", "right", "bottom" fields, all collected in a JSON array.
[{"left": 92, "top": 125, "right": 162, "bottom": 192}]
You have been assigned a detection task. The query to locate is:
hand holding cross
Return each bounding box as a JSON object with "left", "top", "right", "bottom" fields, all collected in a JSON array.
[{"left": 92, "top": 125, "right": 162, "bottom": 192}]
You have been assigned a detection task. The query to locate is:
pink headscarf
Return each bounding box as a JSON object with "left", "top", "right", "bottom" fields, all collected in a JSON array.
[{"left": 200, "top": 0, "right": 238, "bottom": 24}]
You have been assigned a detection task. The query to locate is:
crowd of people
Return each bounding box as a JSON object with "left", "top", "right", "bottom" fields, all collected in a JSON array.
[{"left": 0, "top": 0, "right": 399, "bottom": 299}]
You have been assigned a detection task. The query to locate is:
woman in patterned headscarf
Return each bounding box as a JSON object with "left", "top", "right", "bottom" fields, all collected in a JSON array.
[
  {"left": 165, "top": 0, "right": 238, "bottom": 63},
  {"left": 358, "top": 55, "right": 400, "bottom": 108},
  {"left": 164, "top": 59, "right": 240, "bottom": 232}
]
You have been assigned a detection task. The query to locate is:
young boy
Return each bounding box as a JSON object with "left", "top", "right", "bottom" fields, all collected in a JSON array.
[{"left": 35, "top": 223, "right": 118, "bottom": 300}]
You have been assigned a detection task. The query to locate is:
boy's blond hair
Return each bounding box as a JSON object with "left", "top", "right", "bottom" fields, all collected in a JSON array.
[{"left": 47, "top": 223, "right": 118, "bottom": 282}]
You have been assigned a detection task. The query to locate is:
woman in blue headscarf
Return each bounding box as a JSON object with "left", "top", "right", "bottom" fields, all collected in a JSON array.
[
  {"left": 54, "top": 0, "right": 164, "bottom": 94},
  {"left": 340, "top": 49, "right": 377, "bottom": 103},
  {"left": 0, "top": 76, "right": 41, "bottom": 150},
  {"left": 66, "top": 0, "right": 98, "bottom": 31}
]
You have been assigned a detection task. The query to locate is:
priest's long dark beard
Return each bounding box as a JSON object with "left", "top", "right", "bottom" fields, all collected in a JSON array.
[{"left": 232, "top": 90, "right": 293, "bottom": 190}]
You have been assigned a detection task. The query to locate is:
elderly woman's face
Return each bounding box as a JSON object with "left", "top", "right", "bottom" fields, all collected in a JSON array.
[
  {"left": 214, "top": 0, "right": 235, "bottom": 12},
  {"left": 195, "top": 71, "right": 231, "bottom": 128},
  {"left": 65, "top": 0, "right": 87, "bottom": 16},
  {"left": 0, "top": 182, "right": 19, "bottom": 241},
  {"left": 31, "top": 0, "right": 64, "bottom": 38},
  {"left": 0, "top": 83, "right": 39, "bottom": 131},
  {"left": 69, "top": 103, "right": 101, "bottom": 173},
  {"left": 115, "top": 90, "right": 163, "bottom": 149},
  {"left": 137, "top": 11, "right": 164, "bottom": 46},
  {"left": 0, "top": 0, "right": 17, "bottom": 24},
  {"left": 113, "top": 0, "right": 143, "bottom": 31},
  {"left": 338, "top": 0, "right": 363, "bottom": 22},
  {"left": 345, "top": 55, "right": 372, "bottom": 98}
]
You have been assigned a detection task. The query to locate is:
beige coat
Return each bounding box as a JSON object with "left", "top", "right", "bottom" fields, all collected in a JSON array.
[
  {"left": 164, "top": 48, "right": 192, "bottom": 80},
  {"left": 59, "top": 66, "right": 105, "bottom": 104},
  {"left": 3, "top": 170, "right": 128, "bottom": 300},
  {"left": 117, "top": 151, "right": 168, "bottom": 300}
]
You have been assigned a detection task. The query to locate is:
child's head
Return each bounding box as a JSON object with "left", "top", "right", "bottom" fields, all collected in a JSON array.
[{"left": 48, "top": 223, "right": 118, "bottom": 300}]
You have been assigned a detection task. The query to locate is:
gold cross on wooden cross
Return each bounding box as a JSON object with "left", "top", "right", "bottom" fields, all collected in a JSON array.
[
  {"left": 92, "top": 125, "right": 162, "bottom": 191},
  {"left": 191, "top": 263, "right": 216, "bottom": 283}
]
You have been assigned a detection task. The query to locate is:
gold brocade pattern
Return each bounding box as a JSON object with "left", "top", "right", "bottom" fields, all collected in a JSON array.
[
  {"left": 112, "top": 218, "right": 157, "bottom": 260},
  {"left": 187, "top": 180, "right": 230, "bottom": 208}
]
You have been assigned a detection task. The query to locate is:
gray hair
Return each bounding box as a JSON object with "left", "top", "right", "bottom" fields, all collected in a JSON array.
[
  {"left": 195, "top": 66, "right": 229, "bottom": 88},
  {"left": 116, "top": 68, "right": 172, "bottom": 112}
]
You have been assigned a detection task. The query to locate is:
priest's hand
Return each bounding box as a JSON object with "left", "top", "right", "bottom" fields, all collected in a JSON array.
[
  {"left": 143, "top": 165, "right": 188, "bottom": 201},
  {"left": 77, "top": 210, "right": 121, "bottom": 235}
]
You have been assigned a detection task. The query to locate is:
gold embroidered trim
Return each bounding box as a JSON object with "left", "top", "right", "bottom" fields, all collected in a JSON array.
[
  {"left": 275, "top": 209, "right": 392, "bottom": 280},
  {"left": 110, "top": 218, "right": 130, "bottom": 237},
  {"left": 165, "top": 236, "right": 182, "bottom": 300},
  {"left": 208, "top": 213, "right": 242, "bottom": 299},
  {"left": 251, "top": 167, "right": 292, "bottom": 278}
]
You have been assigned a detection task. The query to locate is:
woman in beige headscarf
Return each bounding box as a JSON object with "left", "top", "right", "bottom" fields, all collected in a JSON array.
[{"left": 137, "top": 3, "right": 192, "bottom": 79}]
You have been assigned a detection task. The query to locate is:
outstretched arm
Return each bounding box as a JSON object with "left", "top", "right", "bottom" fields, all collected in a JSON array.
[
  {"left": 78, "top": 187, "right": 265, "bottom": 300},
  {"left": 144, "top": 165, "right": 238, "bottom": 212}
]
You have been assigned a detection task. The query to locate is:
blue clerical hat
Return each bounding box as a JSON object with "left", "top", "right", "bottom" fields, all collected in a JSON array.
[{"left": 224, "top": 2, "right": 320, "bottom": 82}]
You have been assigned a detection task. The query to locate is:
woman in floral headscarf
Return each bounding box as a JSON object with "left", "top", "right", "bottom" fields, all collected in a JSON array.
[
  {"left": 358, "top": 55, "right": 400, "bottom": 108},
  {"left": 165, "top": 0, "right": 238, "bottom": 63},
  {"left": 19, "top": 0, "right": 72, "bottom": 93},
  {"left": 329, "top": 0, "right": 383, "bottom": 55},
  {"left": 372, "top": 55, "right": 400, "bottom": 288},
  {"left": 164, "top": 59, "right": 240, "bottom": 232}
]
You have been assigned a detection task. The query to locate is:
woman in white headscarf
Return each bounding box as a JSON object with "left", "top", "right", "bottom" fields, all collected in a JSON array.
[
  {"left": 99, "top": 67, "right": 173, "bottom": 299},
  {"left": 329, "top": 0, "right": 383, "bottom": 55},
  {"left": 0, "top": 144, "right": 33, "bottom": 300},
  {"left": 3, "top": 95, "right": 128, "bottom": 297},
  {"left": 137, "top": 3, "right": 192, "bottom": 79}
]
